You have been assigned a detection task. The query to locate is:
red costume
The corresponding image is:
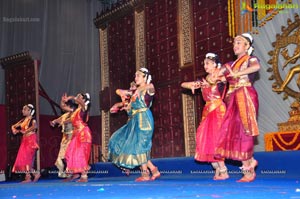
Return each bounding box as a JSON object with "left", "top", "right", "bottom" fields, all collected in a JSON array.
[
  {"left": 195, "top": 81, "right": 226, "bottom": 162},
  {"left": 65, "top": 107, "right": 92, "bottom": 173},
  {"left": 12, "top": 117, "right": 39, "bottom": 173},
  {"left": 215, "top": 55, "right": 259, "bottom": 161}
]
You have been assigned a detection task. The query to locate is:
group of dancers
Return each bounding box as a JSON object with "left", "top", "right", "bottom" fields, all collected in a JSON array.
[
  {"left": 108, "top": 32, "right": 260, "bottom": 182},
  {"left": 11, "top": 93, "right": 92, "bottom": 183},
  {"left": 10, "top": 32, "right": 260, "bottom": 183},
  {"left": 182, "top": 32, "right": 260, "bottom": 182}
]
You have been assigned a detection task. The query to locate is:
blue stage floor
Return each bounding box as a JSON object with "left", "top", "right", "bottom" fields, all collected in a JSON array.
[
  {"left": 1, "top": 151, "right": 300, "bottom": 199},
  {"left": 1, "top": 176, "right": 300, "bottom": 199}
]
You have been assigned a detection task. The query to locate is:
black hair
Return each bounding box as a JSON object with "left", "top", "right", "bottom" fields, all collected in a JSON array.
[
  {"left": 65, "top": 99, "right": 78, "bottom": 110},
  {"left": 206, "top": 54, "right": 221, "bottom": 65}
]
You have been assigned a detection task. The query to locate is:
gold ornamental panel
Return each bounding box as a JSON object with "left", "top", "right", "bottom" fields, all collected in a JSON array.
[
  {"left": 178, "top": 0, "right": 194, "bottom": 68},
  {"left": 100, "top": 28, "right": 109, "bottom": 88},
  {"left": 182, "top": 93, "right": 196, "bottom": 156},
  {"left": 99, "top": 27, "right": 110, "bottom": 160},
  {"left": 135, "top": 8, "right": 146, "bottom": 69}
]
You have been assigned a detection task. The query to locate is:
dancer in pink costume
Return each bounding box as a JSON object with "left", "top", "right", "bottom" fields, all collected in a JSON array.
[
  {"left": 181, "top": 53, "right": 228, "bottom": 180},
  {"left": 11, "top": 104, "right": 40, "bottom": 183},
  {"left": 215, "top": 33, "right": 260, "bottom": 182},
  {"left": 63, "top": 93, "right": 92, "bottom": 182}
]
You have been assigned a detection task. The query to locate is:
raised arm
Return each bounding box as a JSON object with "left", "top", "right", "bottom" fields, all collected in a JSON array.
[
  {"left": 227, "top": 57, "right": 260, "bottom": 78},
  {"left": 181, "top": 81, "right": 201, "bottom": 94},
  {"left": 60, "top": 93, "right": 75, "bottom": 112}
]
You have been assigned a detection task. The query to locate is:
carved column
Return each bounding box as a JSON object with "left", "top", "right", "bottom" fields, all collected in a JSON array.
[
  {"left": 135, "top": 7, "right": 146, "bottom": 70},
  {"left": 99, "top": 28, "right": 110, "bottom": 161},
  {"left": 182, "top": 94, "right": 196, "bottom": 156},
  {"left": 178, "top": 0, "right": 194, "bottom": 68},
  {"left": 178, "top": 0, "right": 196, "bottom": 156}
]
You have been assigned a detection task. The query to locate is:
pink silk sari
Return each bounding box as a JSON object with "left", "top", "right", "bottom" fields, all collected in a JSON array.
[
  {"left": 12, "top": 118, "right": 39, "bottom": 173},
  {"left": 195, "top": 83, "right": 226, "bottom": 162},
  {"left": 215, "top": 55, "right": 259, "bottom": 161},
  {"left": 65, "top": 108, "right": 92, "bottom": 173}
]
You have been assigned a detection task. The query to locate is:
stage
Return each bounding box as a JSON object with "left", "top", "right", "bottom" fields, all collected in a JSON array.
[{"left": 1, "top": 151, "right": 300, "bottom": 199}]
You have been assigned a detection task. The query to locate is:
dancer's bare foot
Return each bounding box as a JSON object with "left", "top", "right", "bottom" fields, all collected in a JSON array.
[
  {"left": 33, "top": 173, "right": 41, "bottom": 182},
  {"left": 150, "top": 167, "right": 161, "bottom": 180},
  {"left": 213, "top": 167, "right": 229, "bottom": 180},
  {"left": 63, "top": 174, "right": 80, "bottom": 182},
  {"left": 76, "top": 177, "right": 88, "bottom": 182}
]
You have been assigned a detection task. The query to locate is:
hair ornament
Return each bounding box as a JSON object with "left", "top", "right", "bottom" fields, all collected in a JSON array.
[
  {"left": 84, "top": 93, "right": 91, "bottom": 105},
  {"left": 27, "top": 104, "right": 35, "bottom": 116},
  {"left": 247, "top": 46, "right": 254, "bottom": 55},
  {"left": 205, "top": 52, "right": 221, "bottom": 67},
  {"left": 205, "top": 53, "right": 217, "bottom": 59},
  {"left": 139, "top": 67, "right": 149, "bottom": 74},
  {"left": 241, "top": 33, "right": 253, "bottom": 45},
  {"left": 139, "top": 67, "right": 152, "bottom": 84}
]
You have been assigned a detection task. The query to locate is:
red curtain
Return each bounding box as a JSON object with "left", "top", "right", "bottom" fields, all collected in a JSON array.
[{"left": 0, "top": 105, "right": 7, "bottom": 170}]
